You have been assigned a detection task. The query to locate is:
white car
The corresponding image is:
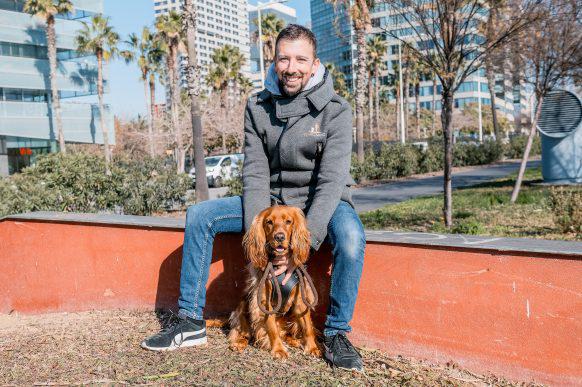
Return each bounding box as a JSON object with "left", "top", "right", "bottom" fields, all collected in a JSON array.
[{"left": 189, "top": 153, "right": 244, "bottom": 188}]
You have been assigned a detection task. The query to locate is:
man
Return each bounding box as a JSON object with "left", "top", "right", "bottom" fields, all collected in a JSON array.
[{"left": 141, "top": 24, "right": 366, "bottom": 371}]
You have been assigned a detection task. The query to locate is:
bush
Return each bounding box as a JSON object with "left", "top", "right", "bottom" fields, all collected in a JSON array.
[
  {"left": 549, "top": 186, "right": 582, "bottom": 234},
  {"left": 0, "top": 152, "right": 191, "bottom": 217},
  {"left": 505, "top": 134, "right": 541, "bottom": 159}
]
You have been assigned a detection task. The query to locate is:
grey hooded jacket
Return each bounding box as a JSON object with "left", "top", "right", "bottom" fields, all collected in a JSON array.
[{"left": 242, "top": 64, "right": 355, "bottom": 250}]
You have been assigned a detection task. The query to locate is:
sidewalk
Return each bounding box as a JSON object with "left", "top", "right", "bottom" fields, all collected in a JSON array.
[{"left": 353, "top": 159, "right": 541, "bottom": 213}]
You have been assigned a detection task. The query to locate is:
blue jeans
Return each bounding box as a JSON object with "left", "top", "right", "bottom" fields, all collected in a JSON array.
[{"left": 178, "top": 196, "right": 366, "bottom": 336}]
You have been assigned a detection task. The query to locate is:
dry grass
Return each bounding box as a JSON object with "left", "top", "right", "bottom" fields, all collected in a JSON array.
[{"left": 0, "top": 310, "right": 540, "bottom": 386}]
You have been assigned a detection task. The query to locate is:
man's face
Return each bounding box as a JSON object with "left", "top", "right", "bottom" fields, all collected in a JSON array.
[{"left": 274, "top": 38, "right": 321, "bottom": 97}]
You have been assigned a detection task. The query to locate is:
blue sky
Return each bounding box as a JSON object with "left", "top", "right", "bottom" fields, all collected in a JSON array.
[{"left": 104, "top": 0, "right": 310, "bottom": 119}]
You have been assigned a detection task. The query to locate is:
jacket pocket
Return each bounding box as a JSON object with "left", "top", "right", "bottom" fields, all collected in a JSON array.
[{"left": 298, "top": 133, "right": 327, "bottom": 160}]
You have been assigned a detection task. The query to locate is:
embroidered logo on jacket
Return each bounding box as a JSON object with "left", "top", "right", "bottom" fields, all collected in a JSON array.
[{"left": 305, "top": 123, "right": 324, "bottom": 136}]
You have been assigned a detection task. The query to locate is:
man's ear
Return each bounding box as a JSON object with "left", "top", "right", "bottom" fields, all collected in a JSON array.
[{"left": 312, "top": 57, "right": 320, "bottom": 74}]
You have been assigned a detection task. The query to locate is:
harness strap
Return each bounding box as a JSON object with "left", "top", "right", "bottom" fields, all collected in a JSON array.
[{"left": 256, "top": 262, "right": 318, "bottom": 315}]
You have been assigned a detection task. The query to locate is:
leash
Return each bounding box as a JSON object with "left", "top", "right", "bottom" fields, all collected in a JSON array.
[{"left": 256, "top": 261, "right": 318, "bottom": 315}]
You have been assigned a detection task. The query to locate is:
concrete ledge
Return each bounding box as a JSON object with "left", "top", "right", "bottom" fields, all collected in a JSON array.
[
  {"left": 1, "top": 212, "right": 581, "bottom": 385},
  {"left": 4, "top": 211, "right": 581, "bottom": 257}
]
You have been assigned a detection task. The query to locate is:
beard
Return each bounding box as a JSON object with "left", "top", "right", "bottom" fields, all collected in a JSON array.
[{"left": 278, "top": 73, "right": 307, "bottom": 97}]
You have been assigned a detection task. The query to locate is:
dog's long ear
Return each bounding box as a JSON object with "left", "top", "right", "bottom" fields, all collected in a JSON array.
[
  {"left": 243, "top": 211, "right": 268, "bottom": 269},
  {"left": 290, "top": 207, "right": 311, "bottom": 266}
]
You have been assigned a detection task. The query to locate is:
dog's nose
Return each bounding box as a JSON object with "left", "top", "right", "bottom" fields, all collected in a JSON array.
[{"left": 274, "top": 232, "right": 285, "bottom": 242}]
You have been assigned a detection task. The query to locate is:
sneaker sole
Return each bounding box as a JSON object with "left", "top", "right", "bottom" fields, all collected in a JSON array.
[{"left": 141, "top": 336, "right": 207, "bottom": 351}]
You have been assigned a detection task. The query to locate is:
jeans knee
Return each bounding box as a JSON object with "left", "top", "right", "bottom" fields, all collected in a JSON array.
[
  {"left": 185, "top": 203, "right": 210, "bottom": 230},
  {"left": 334, "top": 227, "right": 365, "bottom": 263}
]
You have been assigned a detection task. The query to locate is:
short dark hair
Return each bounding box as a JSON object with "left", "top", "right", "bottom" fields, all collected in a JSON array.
[{"left": 275, "top": 24, "right": 318, "bottom": 58}]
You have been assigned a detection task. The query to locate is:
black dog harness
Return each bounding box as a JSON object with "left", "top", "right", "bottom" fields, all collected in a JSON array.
[
  {"left": 269, "top": 270, "right": 300, "bottom": 308},
  {"left": 257, "top": 262, "right": 318, "bottom": 315}
]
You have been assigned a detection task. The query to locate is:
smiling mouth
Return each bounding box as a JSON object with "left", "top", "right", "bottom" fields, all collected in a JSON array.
[
  {"left": 272, "top": 245, "right": 287, "bottom": 254},
  {"left": 284, "top": 75, "right": 301, "bottom": 84}
]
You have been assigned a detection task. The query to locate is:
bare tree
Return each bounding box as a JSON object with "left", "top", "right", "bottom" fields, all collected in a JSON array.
[
  {"left": 382, "top": 0, "right": 534, "bottom": 228},
  {"left": 182, "top": 0, "right": 209, "bottom": 202},
  {"left": 510, "top": 0, "right": 581, "bottom": 203}
]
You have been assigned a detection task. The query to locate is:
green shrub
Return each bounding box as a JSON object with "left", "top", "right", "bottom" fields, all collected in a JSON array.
[
  {"left": 0, "top": 152, "right": 191, "bottom": 217},
  {"left": 452, "top": 220, "right": 486, "bottom": 235},
  {"left": 549, "top": 186, "right": 582, "bottom": 234},
  {"left": 505, "top": 135, "right": 541, "bottom": 159}
]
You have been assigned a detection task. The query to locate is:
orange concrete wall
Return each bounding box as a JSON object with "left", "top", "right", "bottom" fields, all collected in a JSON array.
[{"left": 0, "top": 218, "right": 580, "bottom": 385}]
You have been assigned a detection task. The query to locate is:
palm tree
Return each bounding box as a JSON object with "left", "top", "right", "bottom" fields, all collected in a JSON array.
[
  {"left": 75, "top": 15, "right": 119, "bottom": 174},
  {"left": 24, "top": 0, "right": 74, "bottom": 154},
  {"left": 123, "top": 27, "right": 165, "bottom": 157},
  {"left": 253, "top": 13, "right": 284, "bottom": 70},
  {"left": 207, "top": 44, "right": 246, "bottom": 152},
  {"left": 156, "top": 10, "right": 186, "bottom": 173},
  {"left": 367, "top": 35, "right": 387, "bottom": 139},
  {"left": 183, "top": 0, "right": 209, "bottom": 202},
  {"left": 207, "top": 44, "right": 246, "bottom": 108},
  {"left": 324, "top": 63, "right": 349, "bottom": 99},
  {"left": 327, "top": 0, "right": 375, "bottom": 164}
]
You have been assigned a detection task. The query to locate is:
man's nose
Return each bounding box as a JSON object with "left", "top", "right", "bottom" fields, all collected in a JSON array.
[
  {"left": 274, "top": 232, "right": 286, "bottom": 242},
  {"left": 286, "top": 58, "right": 298, "bottom": 73}
]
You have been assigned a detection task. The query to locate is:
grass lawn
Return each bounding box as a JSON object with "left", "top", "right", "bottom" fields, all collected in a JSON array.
[{"left": 360, "top": 168, "right": 581, "bottom": 241}]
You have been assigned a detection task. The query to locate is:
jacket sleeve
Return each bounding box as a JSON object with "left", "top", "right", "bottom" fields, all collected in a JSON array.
[
  {"left": 305, "top": 100, "right": 353, "bottom": 250},
  {"left": 242, "top": 102, "right": 271, "bottom": 231}
]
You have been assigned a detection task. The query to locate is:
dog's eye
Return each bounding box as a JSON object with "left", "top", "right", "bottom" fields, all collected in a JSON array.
[
  {"left": 285, "top": 219, "right": 292, "bottom": 225},
  {"left": 265, "top": 219, "right": 273, "bottom": 225}
]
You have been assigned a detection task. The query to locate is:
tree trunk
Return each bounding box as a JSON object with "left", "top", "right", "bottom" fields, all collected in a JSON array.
[
  {"left": 149, "top": 76, "right": 157, "bottom": 155},
  {"left": 183, "top": 0, "right": 209, "bottom": 202},
  {"left": 97, "top": 52, "right": 111, "bottom": 175},
  {"left": 415, "top": 81, "right": 421, "bottom": 138},
  {"left": 355, "top": 28, "right": 366, "bottom": 164},
  {"left": 143, "top": 79, "right": 155, "bottom": 157},
  {"left": 485, "top": 56, "right": 500, "bottom": 141},
  {"left": 432, "top": 76, "right": 437, "bottom": 136},
  {"left": 441, "top": 88, "right": 454, "bottom": 228},
  {"left": 374, "top": 68, "right": 380, "bottom": 139},
  {"left": 510, "top": 94, "right": 543, "bottom": 203},
  {"left": 46, "top": 16, "right": 65, "bottom": 153},
  {"left": 367, "top": 70, "right": 373, "bottom": 141},
  {"left": 168, "top": 45, "right": 184, "bottom": 174}
]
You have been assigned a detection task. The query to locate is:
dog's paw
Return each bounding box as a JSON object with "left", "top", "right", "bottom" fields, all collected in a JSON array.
[
  {"left": 229, "top": 339, "right": 248, "bottom": 352},
  {"left": 271, "top": 347, "right": 289, "bottom": 360},
  {"left": 304, "top": 345, "right": 322, "bottom": 357},
  {"left": 284, "top": 336, "right": 302, "bottom": 348}
]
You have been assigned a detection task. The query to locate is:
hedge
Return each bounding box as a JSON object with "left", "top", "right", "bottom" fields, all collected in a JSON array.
[{"left": 0, "top": 152, "right": 191, "bottom": 217}]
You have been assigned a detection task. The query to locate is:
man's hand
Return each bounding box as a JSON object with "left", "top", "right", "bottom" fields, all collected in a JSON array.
[{"left": 272, "top": 256, "right": 296, "bottom": 286}]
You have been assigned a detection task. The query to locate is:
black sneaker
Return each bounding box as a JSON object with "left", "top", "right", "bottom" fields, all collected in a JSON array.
[
  {"left": 323, "top": 332, "right": 364, "bottom": 372},
  {"left": 141, "top": 313, "right": 207, "bottom": 351}
]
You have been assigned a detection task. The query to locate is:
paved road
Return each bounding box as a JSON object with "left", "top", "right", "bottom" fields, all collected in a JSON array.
[{"left": 352, "top": 159, "right": 541, "bottom": 213}]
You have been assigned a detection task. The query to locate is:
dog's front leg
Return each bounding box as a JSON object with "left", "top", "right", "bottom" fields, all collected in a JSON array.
[
  {"left": 298, "top": 311, "right": 321, "bottom": 357},
  {"left": 266, "top": 315, "right": 288, "bottom": 359}
]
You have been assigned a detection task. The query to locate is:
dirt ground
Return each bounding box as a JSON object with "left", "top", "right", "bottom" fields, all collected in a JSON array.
[{"left": 0, "top": 310, "right": 540, "bottom": 386}]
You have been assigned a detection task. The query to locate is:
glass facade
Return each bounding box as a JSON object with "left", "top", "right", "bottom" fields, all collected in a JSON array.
[
  {"left": 310, "top": 0, "right": 354, "bottom": 88},
  {"left": 0, "top": 0, "right": 112, "bottom": 175}
]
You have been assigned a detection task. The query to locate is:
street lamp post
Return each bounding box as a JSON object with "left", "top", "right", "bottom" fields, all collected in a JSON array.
[
  {"left": 256, "top": 0, "right": 288, "bottom": 90},
  {"left": 477, "top": 75, "right": 483, "bottom": 142}
]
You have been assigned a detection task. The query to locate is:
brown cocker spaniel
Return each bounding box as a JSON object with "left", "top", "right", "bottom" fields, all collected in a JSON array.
[{"left": 228, "top": 205, "right": 320, "bottom": 359}]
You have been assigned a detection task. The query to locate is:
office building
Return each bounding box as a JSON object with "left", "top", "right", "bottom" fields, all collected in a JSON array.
[
  {"left": 153, "top": 0, "right": 251, "bottom": 90},
  {"left": 0, "top": 0, "right": 113, "bottom": 175},
  {"left": 310, "top": 2, "right": 530, "bottom": 131},
  {"left": 248, "top": 2, "right": 296, "bottom": 90}
]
